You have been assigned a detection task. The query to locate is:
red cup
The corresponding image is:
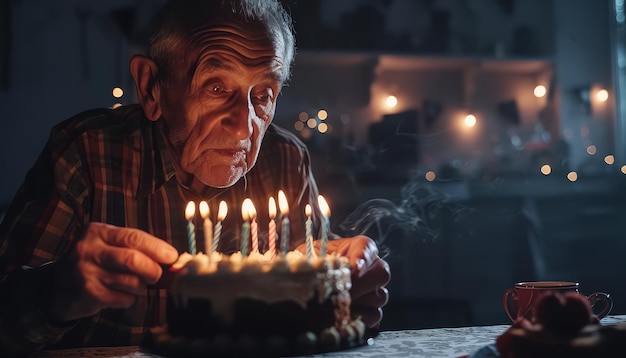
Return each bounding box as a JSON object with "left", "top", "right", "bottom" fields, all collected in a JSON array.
[{"left": 503, "top": 281, "right": 612, "bottom": 321}]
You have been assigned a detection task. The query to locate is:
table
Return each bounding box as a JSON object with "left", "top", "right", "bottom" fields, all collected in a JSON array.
[{"left": 38, "top": 315, "right": 626, "bottom": 358}]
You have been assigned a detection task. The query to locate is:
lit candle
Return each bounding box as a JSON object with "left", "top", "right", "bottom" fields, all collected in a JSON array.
[
  {"left": 213, "top": 200, "right": 227, "bottom": 253},
  {"left": 241, "top": 198, "right": 252, "bottom": 256},
  {"left": 250, "top": 200, "right": 258, "bottom": 254},
  {"left": 305, "top": 204, "right": 313, "bottom": 258},
  {"left": 199, "top": 201, "right": 213, "bottom": 259},
  {"left": 318, "top": 195, "right": 331, "bottom": 257},
  {"left": 185, "top": 201, "right": 197, "bottom": 255},
  {"left": 268, "top": 197, "right": 277, "bottom": 259},
  {"left": 278, "top": 190, "right": 290, "bottom": 255}
]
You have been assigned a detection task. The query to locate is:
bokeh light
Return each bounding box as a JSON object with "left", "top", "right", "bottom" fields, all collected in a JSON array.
[
  {"left": 586, "top": 145, "right": 597, "bottom": 155},
  {"left": 605, "top": 155, "right": 615, "bottom": 165},
  {"left": 294, "top": 121, "right": 304, "bottom": 131},
  {"left": 540, "top": 164, "right": 552, "bottom": 175},
  {"left": 385, "top": 95, "right": 398, "bottom": 109},
  {"left": 307, "top": 118, "right": 317, "bottom": 129},
  {"left": 425, "top": 171, "right": 436, "bottom": 181},
  {"left": 112, "top": 87, "right": 124, "bottom": 98},
  {"left": 318, "top": 123, "right": 328, "bottom": 133},
  {"left": 567, "top": 171, "right": 578, "bottom": 182},
  {"left": 464, "top": 114, "right": 477, "bottom": 127},
  {"left": 596, "top": 89, "right": 609, "bottom": 102},
  {"left": 534, "top": 85, "right": 547, "bottom": 98},
  {"left": 317, "top": 110, "right": 328, "bottom": 120},
  {"left": 298, "top": 112, "right": 308, "bottom": 121}
]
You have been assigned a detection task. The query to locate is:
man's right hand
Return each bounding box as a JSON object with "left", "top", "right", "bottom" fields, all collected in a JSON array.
[{"left": 46, "top": 222, "right": 179, "bottom": 323}]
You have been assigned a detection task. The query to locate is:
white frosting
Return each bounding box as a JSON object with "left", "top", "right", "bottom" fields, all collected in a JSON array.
[{"left": 169, "top": 251, "right": 352, "bottom": 324}]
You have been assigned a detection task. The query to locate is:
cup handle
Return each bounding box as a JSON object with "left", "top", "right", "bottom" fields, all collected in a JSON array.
[
  {"left": 503, "top": 288, "right": 517, "bottom": 321},
  {"left": 587, "top": 292, "right": 613, "bottom": 319}
]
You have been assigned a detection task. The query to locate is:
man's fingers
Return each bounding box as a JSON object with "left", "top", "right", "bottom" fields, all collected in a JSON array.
[
  {"left": 100, "top": 225, "right": 179, "bottom": 264},
  {"left": 352, "top": 287, "right": 389, "bottom": 309},
  {"left": 350, "top": 258, "right": 390, "bottom": 300},
  {"left": 97, "top": 245, "right": 163, "bottom": 284},
  {"left": 100, "top": 271, "right": 147, "bottom": 296},
  {"left": 351, "top": 306, "right": 384, "bottom": 328}
]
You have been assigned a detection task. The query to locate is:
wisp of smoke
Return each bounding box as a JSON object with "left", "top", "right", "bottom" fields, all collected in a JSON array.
[{"left": 338, "top": 181, "right": 474, "bottom": 258}]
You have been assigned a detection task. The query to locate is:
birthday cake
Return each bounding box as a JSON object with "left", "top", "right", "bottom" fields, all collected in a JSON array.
[
  {"left": 496, "top": 292, "right": 626, "bottom": 357},
  {"left": 143, "top": 250, "right": 369, "bottom": 357}
]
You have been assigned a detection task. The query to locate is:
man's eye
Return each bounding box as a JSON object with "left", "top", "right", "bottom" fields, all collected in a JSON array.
[{"left": 211, "top": 84, "right": 223, "bottom": 93}]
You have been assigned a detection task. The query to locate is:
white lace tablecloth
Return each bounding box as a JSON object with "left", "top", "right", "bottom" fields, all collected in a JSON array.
[{"left": 38, "top": 315, "right": 626, "bottom": 358}]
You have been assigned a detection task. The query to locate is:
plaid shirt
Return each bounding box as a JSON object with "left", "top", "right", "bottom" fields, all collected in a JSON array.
[{"left": 0, "top": 104, "right": 323, "bottom": 353}]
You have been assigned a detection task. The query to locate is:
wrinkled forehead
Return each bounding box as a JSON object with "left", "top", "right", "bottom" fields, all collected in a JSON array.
[{"left": 184, "top": 11, "right": 287, "bottom": 81}]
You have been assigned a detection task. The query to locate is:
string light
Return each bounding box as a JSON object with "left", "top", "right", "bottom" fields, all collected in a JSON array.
[
  {"left": 317, "top": 109, "right": 328, "bottom": 120},
  {"left": 596, "top": 89, "right": 609, "bottom": 102}
]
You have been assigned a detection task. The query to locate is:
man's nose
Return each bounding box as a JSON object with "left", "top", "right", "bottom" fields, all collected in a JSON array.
[{"left": 221, "top": 91, "right": 253, "bottom": 140}]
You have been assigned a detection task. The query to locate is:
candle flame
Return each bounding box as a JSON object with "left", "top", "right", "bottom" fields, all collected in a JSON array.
[
  {"left": 199, "top": 201, "right": 210, "bottom": 219},
  {"left": 268, "top": 196, "right": 276, "bottom": 219},
  {"left": 185, "top": 201, "right": 196, "bottom": 220},
  {"left": 318, "top": 195, "right": 331, "bottom": 217},
  {"left": 249, "top": 199, "right": 257, "bottom": 219},
  {"left": 305, "top": 203, "right": 312, "bottom": 216},
  {"left": 242, "top": 198, "right": 254, "bottom": 221},
  {"left": 278, "top": 190, "right": 289, "bottom": 215},
  {"left": 217, "top": 200, "right": 228, "bottom": 221}
]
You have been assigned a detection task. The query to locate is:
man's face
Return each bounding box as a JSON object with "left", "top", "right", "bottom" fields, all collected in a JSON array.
[{"left": 157, "top": 14, "right": 286, "bottom": 188}]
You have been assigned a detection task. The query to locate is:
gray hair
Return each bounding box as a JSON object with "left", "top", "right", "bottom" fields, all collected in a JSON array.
[{"left": 146, "top": 0, "right": 296, "bottom": 83}]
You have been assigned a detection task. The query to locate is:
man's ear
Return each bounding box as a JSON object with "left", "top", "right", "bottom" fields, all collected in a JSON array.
[{"left": 130, "top": 55, "right": 162, "bottom": 121}]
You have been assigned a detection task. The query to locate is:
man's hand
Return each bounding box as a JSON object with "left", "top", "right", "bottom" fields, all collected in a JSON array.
[
  {"left": 46, "top": 222, "right": 179, "bottom": 323},
  {"left": 300, "top": 236, "right": 390, "bottom": 328}
]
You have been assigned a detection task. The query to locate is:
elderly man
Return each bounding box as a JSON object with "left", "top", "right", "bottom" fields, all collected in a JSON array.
[{"left": 0, "top": 0, "right": 390, "bottom": 355}]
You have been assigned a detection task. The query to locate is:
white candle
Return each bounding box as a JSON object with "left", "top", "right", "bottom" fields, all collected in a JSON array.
[
  {"left": 185, "top": 201, "right": 197, "bottom": 255},
  {"left": 249, "top": 200, "right": 258, "bottom": 254},
  {"left": 213, "top": 200, "right": 228, "bottom": 253},
  {"left": 241, "top": 199, "right": 252, "bottom": 256},
  {"left": 199, "top": 201, "right": 213, "bottom": 260},
  {"left": 278, "top": 190, "right": 290, "bottom": 255},
  {"left": 268, "top": 197, "right": 277, "bottom": 259},
  {"left": 305, "top": 204, "right": 313, "bottom": 258},
  {"left": 318, "top": 195, "right": 331, "bottom": 257}
]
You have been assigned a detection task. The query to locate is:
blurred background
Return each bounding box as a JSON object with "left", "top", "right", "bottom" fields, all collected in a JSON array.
[{"left": 1, "top": 0, "right": 625, "bottom": 330}]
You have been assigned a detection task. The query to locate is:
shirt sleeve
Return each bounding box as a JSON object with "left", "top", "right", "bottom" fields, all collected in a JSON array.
[{"left": 0, "top": 122, "right": 90, "bottom": 355}]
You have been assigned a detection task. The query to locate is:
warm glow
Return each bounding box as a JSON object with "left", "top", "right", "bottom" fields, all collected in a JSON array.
[
  {"left": 112, "top": 87, "right": 124, "bottom": 98},
  {"left": 567, "top": 172, "right": 578, "bottom": 182},
  {"left": 385, "top": 95, "right": 398, "bottom": 108},
  {"left": 242, "top": 198, "right": 255, "bottom": 221},
  {"left": 464, "top": 114, "right": 477, "bottom": 127},
  {"left": 541, "top": 164, "right": 552, "bottom": 175},
  {"left": 185, "top": 201, "right": 195, "bottom": 220},
  {"left": 318, "top": 195, "right": 330, "bottom": 217},
  {"left": 111, "top": 103, "right": 122, "bottom": 109},
  {"left": 294, "top": 121, "right": 304, "bottom": 131},
  {"left": 621, "top": 165, "right": 626, "bottom": 174},
  {"left": 199, "top": 201, "right": 210, "bottom": 219},
  {"left": 586, "top": 145, "right": 597, "bottom": 155},
  {"left": 597, "top": 89, "right": 609, "bottom": 102},
  {"left": 268, "top": 197, "right": 276, "bottom": 219},
  {"left": 534, "top": 85, "right": 547, "bottom": 98},
  {"left": 299, "top": 112, "right": 308, "bottom": 121},
  {"left": 605, "top": 155, "right": 615, "bottom": 165},
  {"left": 307, "top": 118, "right": 317, "bottom": 128},
  {"left": 278, "top": 190, "right": 289, "bottom": 215},
  {"left": 318, "top": 123, "right": 328, "bottom": 133},
  {"left": 305, "top": 204, "right": 312, "bottom": 217},
  {"left": 425, "top": 171, "right": 436, "bottom": 181},
  {"left": 318, "top": 109, "right": 328, "bottom": 120},
  {"left": 217, "top": 201, "right": 228, "bottom": 221}
]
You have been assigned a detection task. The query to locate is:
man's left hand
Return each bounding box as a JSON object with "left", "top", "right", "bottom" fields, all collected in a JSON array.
[{"left": 300, "top": 236, "right": 390, "bottom": 328}]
